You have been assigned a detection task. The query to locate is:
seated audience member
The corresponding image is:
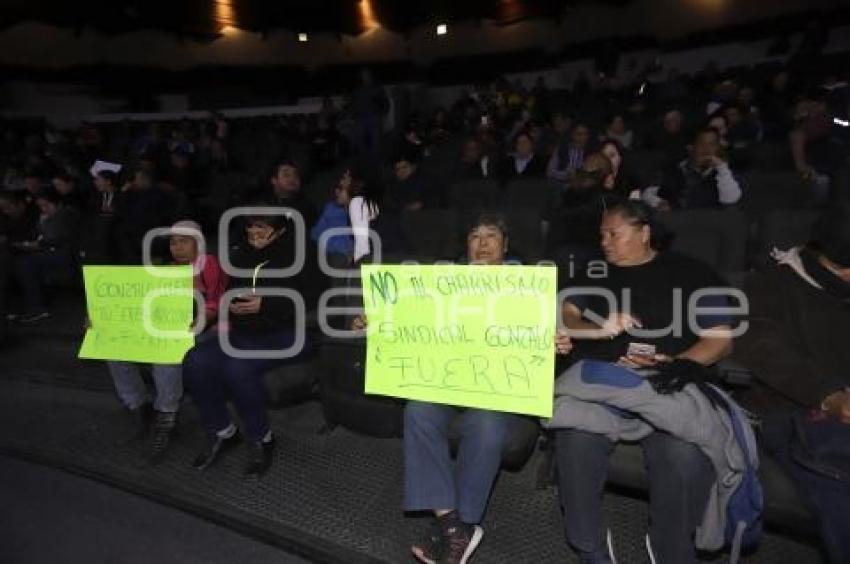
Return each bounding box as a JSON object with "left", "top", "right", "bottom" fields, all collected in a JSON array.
[
  {"left": 386, "top": 151, "right": 426, "bottom": 212},
  {"left": 789, "top": 91, "right": 843, "bottom": 199},
  {"left": 115, "top": 169, "right": 172, "bottom": 264},
  {"left": 310, "top": 176, "right": 354, "bottom": 270},
  {"left": 52, "top": 172, "right": 87, "bottom": 211},
  {"left": 263, "top": 159, "right": 318, "bottom": 230},
  {"left": 724, "top": 105, "right": 762, "bottom": 171},
  {"left": 107, "top": 220, "right": 226, "bottom": 463},
  {"left": 552, "top": 200, "right": 735, "bottom": 564},
  {"left": 548, "top": 123, "right": 591, "bottom": 184},
  {"left": 454, "top": 137, "right": 497, "bottom": 181},
  {"left": 0, "top": 191, "right": 37, "bottom": 246},
  {"left": 501, "top": 131, "right": 546, "bottom": 180},
  {"left": 736, "top": 204, "right": 850, "bottom": 564},
  {"left": 601, "top": 113, "right": 634, "bottom": 150},
  {"left": 22, "top": 170, "right": 45, "bottom": 204},
  {"left": 183, "top": 206, "right": 319, "bottom": 479},
  {"left": 599, "top": 139, "right": 641, "bottom": 200},
  {"left": 354, "top": 212, "right": 572, "bottom": 564},
  {"left": 548, "top": 153, "right": 623, "bottom": 268},
  {"left": 760, "top": 71, "right": 795, "bottom": 141},
  {"left": 9, "top": 188, "right": 79, "bottom": 323},
  {"left": 707, "top": 112, "right": 730, "bottom": 149},
  {"left": 647, "top": 127, "right": 742, "bottom": 210},
  {"left": 651, "top": 109, "right": 689, "bottom": 167},
  {"left": 541, "top": 112, "right": 572, "bottom": 158},
  {"left": 346, "top": 164, "right": 384, "bottom": 263},
  {"left": 91, "top": 170, "right": 120, "bottom": 216},
  {"left": 85, "top": 169, "right": 122, "bottom": 263},
  {"left": 167, "top": 147, "right": 203, "bottom": 200}
]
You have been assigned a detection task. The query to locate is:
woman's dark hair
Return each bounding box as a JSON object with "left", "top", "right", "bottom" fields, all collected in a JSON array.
[
  {"left": 810, "top": 203, "right": 850, "bottom": 268},
  {"left": 603, "top": 199, "right": 673, "bottom": 251},
  {"left": 466, "top": 210, "right": 509, "bottom": 240},
  {"left": 348, "top": 159, "right": 383, "bottom": 211},
  {"left": 96, "top": 170, "right": 118, "bottom": 185},
  {"left": 242, "top": 198, "right": 290, "bottom": 232},
  {"left": 271, "top": 158, "right": 301, "bottom": 179}
]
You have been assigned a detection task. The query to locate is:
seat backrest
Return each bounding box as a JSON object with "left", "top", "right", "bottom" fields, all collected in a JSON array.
[
  {"left": 498, "top": 208, "right": 546, "bottom": 263},
  {"left": 304, "top": 169, "right": 342, "bottom": 210},
  {"left": 628, "top": 150, "right": 667, "bottom": 186},
  {"left": 743, "top": 172, "right": 816, "bottom": 211},
  {"left": 448, "top": 179, "right": 501, "bottom": 211},
  {"left": 503, "top": 178, "right": 561, "bottom": 212},
  {"left": 658, "top": 209, "right": 749, "bottom": 273},
  {"left": 400, "top": 208, "right": 461, "bottom": 260}
]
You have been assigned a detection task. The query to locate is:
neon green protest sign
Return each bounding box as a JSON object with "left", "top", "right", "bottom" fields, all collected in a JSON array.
[
  {"left": 78, "top": 266, "right": 195, "bottom": 364},
  {"left": 362, "top": 264, "right": 557, "bottom": 417}
]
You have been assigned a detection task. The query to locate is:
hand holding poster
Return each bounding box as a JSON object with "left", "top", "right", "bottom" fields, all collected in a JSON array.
[
  {"left": 78, "top": 266, "right": 195, "bottom": 364},
  {"left": 361, "top": 264, "right": 557, "bottom": 417}
]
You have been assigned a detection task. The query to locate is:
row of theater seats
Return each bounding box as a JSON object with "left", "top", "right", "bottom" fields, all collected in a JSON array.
[{"left": 362, "top": 205, "right": 819, "bottom": 280}]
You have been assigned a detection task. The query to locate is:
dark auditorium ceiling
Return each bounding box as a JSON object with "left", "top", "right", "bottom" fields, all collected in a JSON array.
[{"left": 0, "top": 0, "right": 634, "bottom": 40}]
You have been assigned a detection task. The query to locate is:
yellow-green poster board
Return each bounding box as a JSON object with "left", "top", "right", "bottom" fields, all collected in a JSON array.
[
  {"left": 78, "top": 266, "right": 195, "bottom": 364},
  {"left": 361, "top": 264, "right": 557, "bottom": 417}
]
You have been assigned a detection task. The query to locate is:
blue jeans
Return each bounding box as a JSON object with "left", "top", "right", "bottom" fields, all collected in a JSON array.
[
  {"left": 403, "top": 401, "right": 521, "bottom": 524},
  {"left": 555, "top": 429, "right": 714, "bottom": 564},
  {"left": 182, "top": 329, "right": 313, "bottom": 442},
  {"left": 107, "top": 361, "right": 182, "bottom": 413}
]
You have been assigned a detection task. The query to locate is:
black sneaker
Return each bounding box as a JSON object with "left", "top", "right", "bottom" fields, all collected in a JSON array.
[
  {"left": 192, "top": 432, "right": 240, "bottom": 470},
  {"left": 440, "top": 522, "right": 483, "bottom": 564},
  {"left": 244, "top": 437, "right": 275, "bottom": 480},
  {"left": 147, "top": 411, "right": 177, "bottom": 465},
  {"left": 411, "top": 520, "right": 446, "bottom": 564}
]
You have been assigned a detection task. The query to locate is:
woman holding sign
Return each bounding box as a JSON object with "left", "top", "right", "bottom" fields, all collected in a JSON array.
[
  {"left": 107, "top": 220, "right": 226, "bottom": 463},
  {"left": 354, "top": 212, "right": 572, "bottom": 564}
]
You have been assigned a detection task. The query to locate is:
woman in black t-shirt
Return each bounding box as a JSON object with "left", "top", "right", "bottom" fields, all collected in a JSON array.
[{"left": 554, "top": 200, "right": 735, "bottom": 564}]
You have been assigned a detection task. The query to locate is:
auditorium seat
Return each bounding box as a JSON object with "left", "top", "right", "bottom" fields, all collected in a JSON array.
[
  {"left": 448, "top": 179, "right": 502, "bottom": 211},
  {"left": 498, "top": 208, "right": 546, "bottom": 263},
  {"left": 317, "top": 338, "right": 540, "bottom": 471},
  {"left": 742, "top": 172, "right": 818, "bottom": 211},
  {"left": 304, "top": 168, "right": 343, "bottom": 211},
  {"left": 502, "top": 178, "right": 561, "bottom": 214},
  {"left": 318, "top": 337, "right": 405, "bottom": 438},
  {"left": 752, "top": 143, "right": 792, "bottom": 172},
  {"left": 656, "top": 209, "right": 749, "bottom": 274},
  {"left": 627, "top": 150, "right": 667, "bottom": 186},
  {"left": 400, "top": 208, "right": 461, "bottom": 260}
]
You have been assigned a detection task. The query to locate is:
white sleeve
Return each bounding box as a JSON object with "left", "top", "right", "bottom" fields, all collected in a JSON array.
[
  {"left": 349, "top": 196, "right": 373, "bottom": 262},
  {"left": 641, "top": 186, "right": 662, "bottom": 208},
  {"left": 715, "top": 162, "right": 742, "bottom": 205}
]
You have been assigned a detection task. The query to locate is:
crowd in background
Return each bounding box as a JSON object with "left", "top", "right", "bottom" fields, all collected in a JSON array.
[{"left": 1, "top": 39, "right": 850, "bottom": 564}]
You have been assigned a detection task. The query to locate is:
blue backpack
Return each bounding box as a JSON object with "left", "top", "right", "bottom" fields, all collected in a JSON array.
[{"left": 712, "top": 385, "right": 764, "bottom": 562}]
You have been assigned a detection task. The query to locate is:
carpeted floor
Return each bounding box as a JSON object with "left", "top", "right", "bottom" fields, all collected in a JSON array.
[{"left": 0, "top": 378, "right": 823, "bottom": 564}]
